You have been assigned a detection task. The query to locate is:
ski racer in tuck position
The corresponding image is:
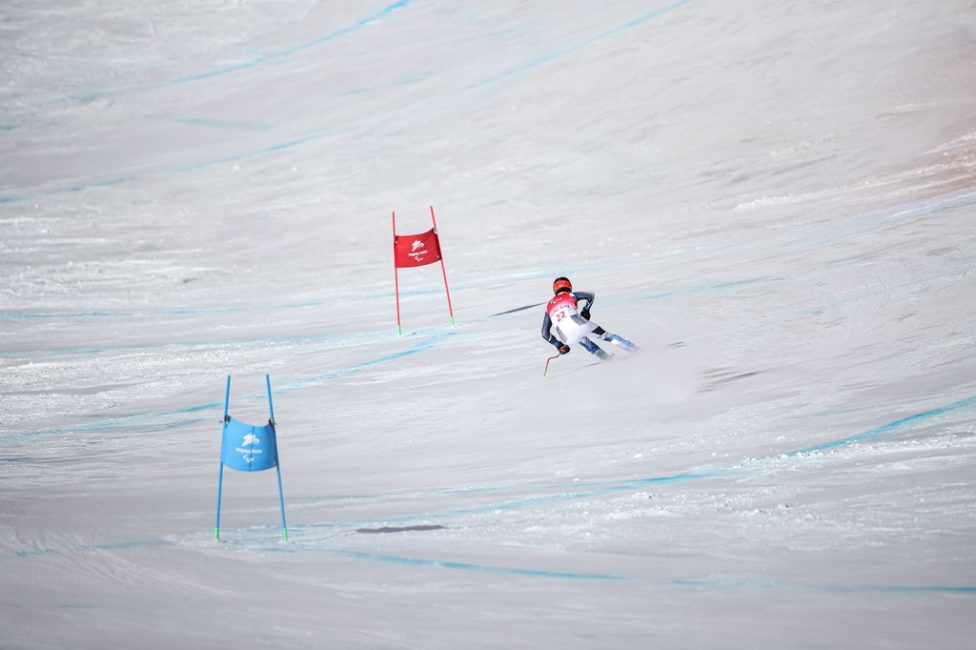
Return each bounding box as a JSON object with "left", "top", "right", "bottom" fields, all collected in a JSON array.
[{"left": 541, "top": 277, "right": 636, "bottom": 361}]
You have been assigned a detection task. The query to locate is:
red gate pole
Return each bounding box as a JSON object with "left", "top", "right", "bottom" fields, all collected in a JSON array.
[
  {"left": 392, "top": 211, "right": 403, "bottom": 336},
  {"left": 430, "top": 205, "right": 456, "bottom": 327}
]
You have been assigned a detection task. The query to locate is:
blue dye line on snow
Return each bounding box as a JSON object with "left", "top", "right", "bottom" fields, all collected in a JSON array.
[
  {"left": 787, "top": 188, "right": 976, "bottom": 250},
  {"left": 0, "top": 300, "right": 323, "bottom": 322},
  {"left": 176, "top": 118, "right": 271, "bottom": 132},
  {"left": 612, "top": 276, "right": 782, "bottom": 307},
  {"left": 0, "top": 1, "right": 415, "bottom": 204},
  {"left": 268, "top": 1, "right": 412, "bottom": 58},
  {"left": 285, "top": 547, "right": 976, "bottom": 591},
  {"left": 2, "top": 416, "right": 215, "bottom": 443},
  {"left": 0, "top": 310, "right": 127, "bottom": 321},
  {"left": 1, "top": 328, "right": 396, "bottom": 359},
  {"left": 340, "top": 73, "right": 431, "bottom": 96},
  {"left": 4, "top": 394, "right": 975, "bottom": 593},
  {"left": 274, "top": 330, "right": 457, "bottom": 393},
  {"left": 33, "top": 1, "right": 413, "bottom": 108},
  {"left": 258, "top": 546, "right": 624, "bottom": 581},
  {"left": 0, "top": 176, "right": 135, "bottom": 205},
  {"left": 1, "top": 317, "right": 460, "bottom": 359},
  {"left": 1, "top": 0, "right": 696, "bottom": 206},
  {"left": 335, "top": 471, "right": 716, "bottom": 527},
  {"left": 3, "top": 539, "right": 174, "bottom": 560},
  {"left": 465, "top": 0, "right": 695, "bottom": 90},
  {"left": 788, "top": 395, "right": 976, "bottom": 456},
  {"left": 288, "top": 394, "right": 976, "bottom": 531},
  {"left": 0, "top": 284, "right": 471, "bottom": 324},
  {"left": 4, "top": 535, "right": 973, "bottom": 594},
  {"left": 334, "top": 549, "right": 623, "bottom": 580},
  {"left": 176, "top": 134, "right": 324, "bottom": 172},
  {"left": 815, "top": 583, "right": 976, "bottom": 594},
  {"left": 173, "top": 1, "right": 695, "bottom": 175},
  {"left": 171, "top": 0, "right": 412, "bottom": 85},
  {"left": 3, "top": 331, "right": 456, "bottom": 442},
  {"left": 263, "top": 393, "right": 976, "bottom": 590},
  {"left": 0, "top": 272, "right": 761, "bottom": 331}
]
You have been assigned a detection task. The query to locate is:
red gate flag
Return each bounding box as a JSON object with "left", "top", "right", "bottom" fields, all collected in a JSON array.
[
  {"left": 391, "top": 206, "right": 456, "bottom": 335},
  {"left": 394, "top": 228, "right": 442, "bottom": 268}
]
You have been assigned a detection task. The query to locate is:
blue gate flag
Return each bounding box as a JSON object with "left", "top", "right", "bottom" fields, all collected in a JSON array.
[
  {"left": 215, "top": 374, "right": 288, "bottom": 542},
  {"left": 221, "top": 418, "right": 278, "bottom": 472}
]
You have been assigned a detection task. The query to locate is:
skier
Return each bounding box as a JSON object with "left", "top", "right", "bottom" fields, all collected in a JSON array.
[{"left": 541, "top": 276, "right": 636, "bottom": 360}]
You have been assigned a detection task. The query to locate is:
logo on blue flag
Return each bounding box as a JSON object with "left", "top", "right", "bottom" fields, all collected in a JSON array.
[{"left": 221, "top": 418, "right": 278, "bottom": 472}]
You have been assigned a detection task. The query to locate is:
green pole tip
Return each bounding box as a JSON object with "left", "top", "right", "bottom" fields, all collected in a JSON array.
[{"left": 215, "top": 528, "right": 220, "bottom": 541}]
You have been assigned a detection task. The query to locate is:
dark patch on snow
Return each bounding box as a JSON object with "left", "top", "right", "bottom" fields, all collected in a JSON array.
[
  {"left": 700, "top": 367, "right": 762, "bottom": 391},
  {"left": 357, "top": 525, "right": 447, "bottom": 534}
]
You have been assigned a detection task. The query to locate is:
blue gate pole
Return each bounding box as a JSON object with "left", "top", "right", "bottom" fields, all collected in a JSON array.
[
  {"left": 215, "top": 463, "right": 225, "bottom": 541},
  {"left": 265, "top": 374, "right": 276, "bottom": 422},
  {"left": 266, "top": 375, "right": 288, "bottom": 541},
  {"left": 275, "top": 464, "right": 288, "bottom": 542},
  {"left": 215, "top": 375, "right": 231, "bottom": 541}
]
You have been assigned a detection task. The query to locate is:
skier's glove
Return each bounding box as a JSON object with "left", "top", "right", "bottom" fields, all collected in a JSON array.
[
  {"left": 557, "top": 344, "right": 571, "bottom": 355},
  {"left": 580, "top": 308, "right": 591, "bottom": 320}
]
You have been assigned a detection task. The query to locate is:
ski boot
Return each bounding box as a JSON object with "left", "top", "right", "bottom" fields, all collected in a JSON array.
[
  {"left": 606, "top": 334, "right": 637, "bottom": 351},
  {"left": 580, "top": 339, "right": 611, "bottom": 360}
]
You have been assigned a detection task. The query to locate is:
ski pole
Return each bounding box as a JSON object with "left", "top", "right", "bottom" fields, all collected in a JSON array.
[{"left": 543, "top": 353, "right": 560, "bottom": 376}]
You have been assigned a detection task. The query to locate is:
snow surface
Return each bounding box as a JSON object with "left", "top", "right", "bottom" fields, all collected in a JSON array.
[{"left": 2, "top": 1, "right": 976, "bottom": 648}]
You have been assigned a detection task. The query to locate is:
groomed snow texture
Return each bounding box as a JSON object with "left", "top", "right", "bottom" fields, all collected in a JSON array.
[{"left": 2, "top": 1, "right": 975, "bottom": 648}]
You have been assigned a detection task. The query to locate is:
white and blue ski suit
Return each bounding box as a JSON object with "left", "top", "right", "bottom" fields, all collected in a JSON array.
[{"left": 541, "top": 290, "right": 634, "bottom": 359}]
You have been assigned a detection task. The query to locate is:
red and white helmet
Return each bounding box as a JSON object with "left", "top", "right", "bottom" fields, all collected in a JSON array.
[{"left": 552, "top": 277, "right": 572, "bottom": 294}]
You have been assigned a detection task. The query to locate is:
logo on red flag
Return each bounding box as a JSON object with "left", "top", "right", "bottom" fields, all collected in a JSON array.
[{"left": 394, "top": 228, "right": 442, "bottom": 268}]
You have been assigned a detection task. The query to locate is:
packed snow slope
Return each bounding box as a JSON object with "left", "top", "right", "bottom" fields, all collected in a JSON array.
[{"left": 2, "top": 1, "right": 976, "bottom": 648}]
